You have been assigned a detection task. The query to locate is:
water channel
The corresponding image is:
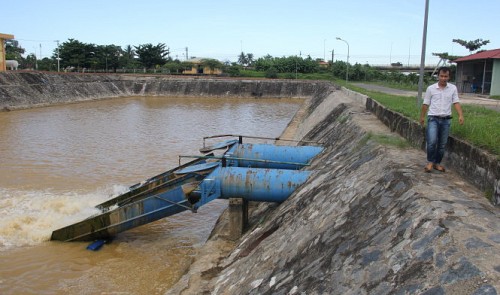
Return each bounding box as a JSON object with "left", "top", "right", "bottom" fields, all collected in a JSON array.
[{"left": 0, "top": 95, "right": 302, "bottom": 294}]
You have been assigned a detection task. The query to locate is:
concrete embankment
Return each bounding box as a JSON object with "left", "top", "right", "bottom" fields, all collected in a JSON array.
[
  {"left": 0, "top": 71, "right": 329, "bottom": 110},
  {"left": 169, "top": 86, "right": 499, "bottom": 294},
  {"left": 1, "top": 72, "right": 498, "bottom": 294}
]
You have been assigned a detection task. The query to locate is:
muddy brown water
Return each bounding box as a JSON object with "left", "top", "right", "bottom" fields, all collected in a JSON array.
[{"left": 0, "top": 95, "right": 302, "bottom": 294}]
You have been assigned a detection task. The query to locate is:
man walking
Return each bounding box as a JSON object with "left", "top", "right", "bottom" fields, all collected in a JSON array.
[{"left": 420, "top": 66, "right": 464, "bottom": 173}]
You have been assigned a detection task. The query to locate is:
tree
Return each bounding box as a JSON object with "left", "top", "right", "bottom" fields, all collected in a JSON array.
[
  {"left": 5, "top": 40, "right": 25, "bottom": 61},
  {"left": 238, "top": 52, "right": 248, "bottom": 66},
  {"left": 134, "top": 43, "right": 170, "bottom": 69},
  {"left": 452, "top": 38, "right": 490, "bottom": 53},
  {"left": 265, "top": 67, "right": 278, "bottom": 79},
  {"left": 57, "top": 39, "right": 89, "bottom": 70},
  {"left": 331, "top": 60, "right": 347, "bottom": 80},
  {"left": 254, "top": 55, "right": 319, "bottom": 74},
  {"left": 163, "top": 60, "right": 184, "bottom": 74},
  {"left": 38, "top": 57, "right": 57, "bottom": 71},
  {"left": 238, "top": 52, "right": 255, "bottom": 67},
  {"left": 202, "top": 58, "right": 223, "bottom": 74},
  {"left": 432, "top": 52, "right": 462, "bottom": 62},
  {"left": 254, "top": 54, "right": 274, "bottom": 71},
  {"left": 24, "top": 53, "right": 37, "bottom": 70},
  {"left": 246, "top": 53, "right": 254, "bottom": 66},
  {"left": 121, "top": 45, "right": 139, "bottom": 69},
  {"left": 98, "top": 44, "right": 123, "bottom": 72},
  {"left": 225, "top": 62, "right": 242, "bottom": 77}
]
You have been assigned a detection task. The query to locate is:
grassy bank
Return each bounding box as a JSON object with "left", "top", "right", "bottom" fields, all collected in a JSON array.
[
  {"left": 348, "top": 83, "right": 500, "bottom": 157},
  {"left": 234, "top": 71, "right": 499, "bottom": 156}
]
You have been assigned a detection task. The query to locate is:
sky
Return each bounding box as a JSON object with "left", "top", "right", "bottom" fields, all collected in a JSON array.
[{"left": 1, "top": 0, "right": 499, "bottom": 66}]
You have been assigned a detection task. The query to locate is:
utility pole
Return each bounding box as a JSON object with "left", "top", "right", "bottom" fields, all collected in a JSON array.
[
  {"left": 331, "top": 49, "right": 334, "bottom": 63},
  {"left": 336, "top": 37, "right": 350, "bottom": 83},
  {"left": 34, "top": 46, "right": 38, "bottom": 70},
  {"left": 55, "top": 40, "right": 60, "bottom": 72},
  {"left": 417, "top": 0, "right": 429, "bottom": 106},
  {"left": 185, "top": 47, "right": 188, "bottom": 60}
]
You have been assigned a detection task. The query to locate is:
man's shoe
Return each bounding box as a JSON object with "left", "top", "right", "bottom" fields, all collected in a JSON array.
[{"left": 424, "top": 163, "right": 433, "bottom": 173}]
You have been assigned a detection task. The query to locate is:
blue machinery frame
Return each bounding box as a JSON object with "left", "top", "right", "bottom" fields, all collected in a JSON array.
[{"left": 51, "top": 137, "right": 323, "bottom": 242}]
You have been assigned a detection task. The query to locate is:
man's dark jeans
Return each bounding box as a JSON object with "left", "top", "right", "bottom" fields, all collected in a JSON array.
[{"left": 426, "top": 116, "right": 451, "bottom": 164}]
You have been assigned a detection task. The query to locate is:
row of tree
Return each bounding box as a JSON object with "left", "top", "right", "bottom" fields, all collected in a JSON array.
[
  {"left": 5, "top": 39, "right": 176, "bottom": 72},
  {"left": 4, "top": 38, "right": 490, "bottom": 85}
]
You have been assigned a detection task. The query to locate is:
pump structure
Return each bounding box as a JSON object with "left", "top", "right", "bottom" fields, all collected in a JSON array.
[{"left": 51, "top": 136, "right": 323, "bottom": 242}]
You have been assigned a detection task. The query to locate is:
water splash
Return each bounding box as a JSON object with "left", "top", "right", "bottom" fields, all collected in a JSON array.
[{"left": 0, "top": 185, "right": 129, "bottom": 251}]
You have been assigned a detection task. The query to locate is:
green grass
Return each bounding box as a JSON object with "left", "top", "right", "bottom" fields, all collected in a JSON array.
[
  {"left": 238, "top": 70, "right": 334, "bottom": 81},
  {"left": 234, "top": 71, "right": 499, "bottom": 156},
  {"left": 238, "top": 69, "right": 265, "bottom": 78},
  {"left": 359, "top": 132, "right": 412, "bottom": 150},
  {"left": 451, "top": 105, "right": 500, "bottom": 155},
  {"left": 371, "top": 133, "right": 412, "bottom": 149},
  {"left": 365, "top": 81, "right": 420, "bottom": 91},
  {"left": 350, "top": 85, "right": 500, "bottom": 156}
]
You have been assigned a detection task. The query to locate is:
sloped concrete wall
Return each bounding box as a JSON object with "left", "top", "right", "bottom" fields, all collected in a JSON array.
[
  {"left": 0, "top": 72, "right": 331, "bottom": 110},
  {"left": 169, "top": 88, "right": 499, "bottom": 294}
]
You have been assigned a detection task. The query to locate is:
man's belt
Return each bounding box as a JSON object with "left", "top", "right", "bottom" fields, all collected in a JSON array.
[{"left": 429, "top": 115, "right": 452, "bottom": 119}]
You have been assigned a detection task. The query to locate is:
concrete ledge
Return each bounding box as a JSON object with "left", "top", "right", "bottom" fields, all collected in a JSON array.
[
  {"left": 366, "top": 97, "right": 499, "bottom": 205},
  {"left": 227, "top": 198, "right": 248, "bottom": 241}
]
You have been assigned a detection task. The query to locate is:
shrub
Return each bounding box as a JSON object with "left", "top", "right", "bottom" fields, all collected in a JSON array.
[{"left": 265, "top": 67, "right": 278, "bottom": 79}]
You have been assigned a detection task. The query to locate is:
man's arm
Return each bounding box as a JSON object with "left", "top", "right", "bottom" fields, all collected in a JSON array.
[
  {"left": 420, "top": 104, "right": 428, "bottom": 126},
  {"left": 454, "top": 103, "right": 464, "bottom": 125}
]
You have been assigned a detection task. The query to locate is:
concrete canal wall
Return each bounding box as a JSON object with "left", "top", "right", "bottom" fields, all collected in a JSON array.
[
  {"left": 0, "top": 71, "right": 330, "bottom": 110},
  {"left": 0, "top": 72, "right": 498, "bottom": 294}
]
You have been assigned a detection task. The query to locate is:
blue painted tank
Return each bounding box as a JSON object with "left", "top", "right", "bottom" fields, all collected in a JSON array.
[
  {"left": 225, "top": 143, "right": 323, "bottom": 170},
  {"left": 207, "top": 167, "right": 311, "bottom": 202}
]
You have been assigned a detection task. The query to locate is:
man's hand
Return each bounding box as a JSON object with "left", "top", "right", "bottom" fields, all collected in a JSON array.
[
  {"left": 454, "top": 103, "right": 464, "bottom": 125},
  {"left": 420, "top": 104, "right": 428, "bottom": 126}
]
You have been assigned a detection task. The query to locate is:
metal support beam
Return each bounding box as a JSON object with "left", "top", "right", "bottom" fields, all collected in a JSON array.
[{"left": 228, "top": 198, "right": 248, "bottom": 240}]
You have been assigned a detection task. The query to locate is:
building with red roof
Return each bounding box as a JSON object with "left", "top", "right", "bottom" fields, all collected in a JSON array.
[{"left": 453, "top": 48, "right": 500, "bottom": 96}]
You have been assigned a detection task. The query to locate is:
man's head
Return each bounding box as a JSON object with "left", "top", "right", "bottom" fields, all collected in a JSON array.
[{"left": 438, "top": 67, "right": 451, "bottom": 87}]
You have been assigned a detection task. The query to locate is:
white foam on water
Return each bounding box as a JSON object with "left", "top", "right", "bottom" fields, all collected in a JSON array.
[{"left": 0, "top": 184, "right": 129, "bottom": 251}]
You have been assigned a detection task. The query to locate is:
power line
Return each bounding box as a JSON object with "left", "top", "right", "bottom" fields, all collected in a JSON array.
[{"left": 16, "top": 38, "right": 58, "bottom": 43}]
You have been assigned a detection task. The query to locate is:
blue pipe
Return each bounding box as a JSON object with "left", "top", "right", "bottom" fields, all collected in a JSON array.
[
  {"left": 226, "top": 143, "right": 323, "bottom": 169},
  {"left": 201, "top": 167, "right": 311, "bottom": 203}
]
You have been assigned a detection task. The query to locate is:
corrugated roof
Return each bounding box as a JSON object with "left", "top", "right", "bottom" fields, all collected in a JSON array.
[{"left": 453, "top": 48, "right": 500, "bottom": 62}]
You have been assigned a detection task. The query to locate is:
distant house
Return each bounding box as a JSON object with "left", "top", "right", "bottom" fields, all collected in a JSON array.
[
  {"left": 318, "top": 60, "right": 329, "bottom": 68},
  {"left": 182, "top": 58, "right": 222, "bottom": 75},
  {"left": 453, "top": 49, "right": 500, "bottom": 96}
]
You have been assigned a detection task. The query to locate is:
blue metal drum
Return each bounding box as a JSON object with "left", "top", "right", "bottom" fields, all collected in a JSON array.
[
  {"left": 225, "top": 143, "right": 323, "bottom": 169},
  {"left": 211, "top": 167, "right": 311, "bottom": 202}
]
